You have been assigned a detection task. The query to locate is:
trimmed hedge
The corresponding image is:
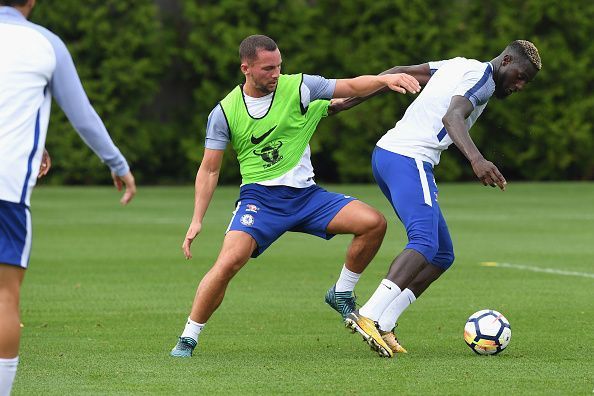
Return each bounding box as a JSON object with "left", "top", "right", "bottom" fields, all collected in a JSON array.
[{"left": 31, "top": 0, "right": 594, "bottom": 184}]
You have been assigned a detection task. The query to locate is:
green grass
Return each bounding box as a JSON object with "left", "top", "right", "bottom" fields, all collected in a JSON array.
[{"left": 14, "top": 183, "right": 594, "bottom": 395}]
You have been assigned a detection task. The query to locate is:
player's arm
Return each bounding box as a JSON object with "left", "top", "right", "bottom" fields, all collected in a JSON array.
[
  {"left": 182, "top": 148, "right": 224, "bottom": 259},
  {"left": 48, "top": 34, "right": 135, "bottom": 204},
  {"left": 442, "top": 96, "right": 506, "bottom": 190},
  {"left": 332, "top": 73, "right": 421, "bottom": 99},
  {"left": 329, "top": 64, "right": 431, "bottom": 115}
]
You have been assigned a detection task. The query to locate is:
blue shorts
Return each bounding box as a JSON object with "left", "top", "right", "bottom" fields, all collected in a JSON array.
[
  {"left": 227, "top": 184, "right": 357, "bottom": 257},
  {"left": 0, "top": 199, "right": 32, "bottom": 269},
  {"left": 372, "top": 147, "right": 454, "bottom": 269}
]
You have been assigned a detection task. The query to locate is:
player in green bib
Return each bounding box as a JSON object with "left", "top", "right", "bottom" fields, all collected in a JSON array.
[{"left": 170, "top": 35, "right": 420, "bottom": 358}]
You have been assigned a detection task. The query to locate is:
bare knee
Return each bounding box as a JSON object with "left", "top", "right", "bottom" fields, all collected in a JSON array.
[
  {"left": 215, "top": 261, "right": 243, "bottom": 280},
  {"left": 362, "top": 210, "right": 387, "bottom": 238},
  {"left": 211, "top": 252, "right": 250, "bottom": 282}
]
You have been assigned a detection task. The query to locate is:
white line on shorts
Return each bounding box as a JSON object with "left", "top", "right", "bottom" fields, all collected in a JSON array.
[{"left": 480, "top": 262, "right": 594, "bottom": 279}]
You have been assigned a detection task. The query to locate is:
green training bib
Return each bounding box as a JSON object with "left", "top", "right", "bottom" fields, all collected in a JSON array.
[{"left": 219, "top": 74, "right": 329, "bottom": 184}]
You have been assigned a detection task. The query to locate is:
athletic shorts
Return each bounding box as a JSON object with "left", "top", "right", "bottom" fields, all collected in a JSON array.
[
  {"left": 372, "top": 146, "right": 454, "bottom": 269},
  {"left": 0, "top": 199, "right": 32, "bottom": 269},
  {"left": 227, "top": 184, "right": 357, "bottom": 257}
]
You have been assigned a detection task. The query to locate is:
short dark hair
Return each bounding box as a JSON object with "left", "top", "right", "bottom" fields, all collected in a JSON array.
[
  {"left": 239, "top": 35, "right": 278, "bottom": 63},
  {"left": 0, "top": 0, "right": 29, "bottom": 6}
]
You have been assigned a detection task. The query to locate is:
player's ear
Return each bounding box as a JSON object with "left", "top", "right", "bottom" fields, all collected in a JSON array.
[
  {"left": 240, "top": 62, "right": 249, "bottom": 76},
  {"left": 501, "top": 54, "right": 512, "bottom": 66}
]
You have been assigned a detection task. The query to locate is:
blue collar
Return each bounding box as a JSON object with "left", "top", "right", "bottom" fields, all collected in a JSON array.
[{"left": 0, "top": 6, "right": 27, "bottom": 20}]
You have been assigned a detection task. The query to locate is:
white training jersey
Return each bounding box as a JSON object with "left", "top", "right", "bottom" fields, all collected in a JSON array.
[
  {"left": 377, "top": 57, "right": 496, "bottom": 165},
  {"left": 0, "top": 6, "right": 129, "bottom": 206}
]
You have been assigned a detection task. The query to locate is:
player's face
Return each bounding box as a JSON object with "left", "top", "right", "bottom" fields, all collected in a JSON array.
[
  {"left": 244, "top": 48, "right": 282, "bottom": 96},
  {"left": 494, "top": 57, "right": 538, "bottom": 99}
]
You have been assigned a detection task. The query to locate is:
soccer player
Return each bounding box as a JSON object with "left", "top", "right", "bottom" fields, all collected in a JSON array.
[
  {"left": 170, "top": 34, "right": 421, "bottom": 358},
  {"left": 0, "top": 1, "right": 136, "bottom": 393},
  {"left": 331, "top": 40, "right": 541, "bottom": 357}
]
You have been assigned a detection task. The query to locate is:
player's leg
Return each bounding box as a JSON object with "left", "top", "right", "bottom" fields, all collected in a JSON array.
[
  {"left": 289, "top": 186, "right": 386, "bottom": 319},
  {"left": 359, "top": 149, "right": 439, "bottom": 318},
  {"left": 286, "top": 186, "right": 390, "bottom": 356},
  {"left": 295, "top": 191, "right": 387, "bottom": 314},
  {"left": 382, "top": 209, "right": 453, "bottom": 325},
  {"left": 0, "top": 200, "right": 30, "bottom": 394},
  {"left": 350, "top": 148, "right": 440, "bottom": 356},
  {"left": 171, "top": 187, "right": 289, "bottom": 357},
  {"left": 377, "top": 192, "right": 454, "bottom": 353},
  {"left": 325, "top": 200, "right": 387, "bottom": 275},
  {"left": 324, "top": 200, "right": 387, "bottom": 318},
  {"left": 189, "top": 231, "right": 257, "bottom": 323},
  {"left": 171, "top": 231, "right": 257, "bottom": 357},
  {"left": 325, "top": 200, "right": 392, "bottom": 357},
  {"left": 0, "top": 265, "right": 24, "bottom": 396}
]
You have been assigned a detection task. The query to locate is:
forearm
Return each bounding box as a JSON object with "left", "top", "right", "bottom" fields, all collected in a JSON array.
[
  {"left": 337, "top": 75, "right": 388, "bottom": 98},
  {"left": 191, "top": 165, "right": 220, "bottom": 224},
  {"left": 328, "top": 76, "right": 388, "bottom": 115},
  {"left": 442, "top": 115, "right": 483, "bottom": 163},
  {"left": 329, "top": 64, "right": 430, "bottom": 115}
]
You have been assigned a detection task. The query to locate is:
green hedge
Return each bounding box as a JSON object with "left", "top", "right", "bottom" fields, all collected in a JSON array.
[
  {"left": 32, "top": 0, "right": 171, "bottom": 184},
  {"left": 31, "top": 0, "right": 594, "bottom": 184}
]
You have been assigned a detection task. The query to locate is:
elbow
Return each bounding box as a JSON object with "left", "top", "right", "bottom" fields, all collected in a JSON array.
[
  {"left": 206, "top": 168, "right": 220, "bottom": 178},
  {"left": 441, "top": 114, "right": 452, "bottom": 130},
  {"left": 442, "top": 111, "right": 462, "bottom": 130},
  {"left": 202, "top": 165, "right": 220, "bottom": 178}
]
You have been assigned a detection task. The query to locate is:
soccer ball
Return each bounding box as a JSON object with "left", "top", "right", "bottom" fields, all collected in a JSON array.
[{"left": 464, "top": 309, "right": 511, "bottom": 355}]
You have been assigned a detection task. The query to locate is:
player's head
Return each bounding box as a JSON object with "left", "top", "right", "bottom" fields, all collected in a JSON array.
[
  {"left": 240, "top": 35, "right": 281, "bottom": 95},
  {"left": 492, "top": 40, "right": 541, "bottom": 99},
  {"left": 0, "top": 0, "right": 36, "bottom": 17}
]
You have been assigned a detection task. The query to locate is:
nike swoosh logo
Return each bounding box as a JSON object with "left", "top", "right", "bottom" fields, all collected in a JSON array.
[{"left": 251, "top": 126, "right": 277, "bottom": 145}]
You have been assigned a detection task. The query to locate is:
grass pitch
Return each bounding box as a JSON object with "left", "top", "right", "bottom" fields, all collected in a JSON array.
[{"left": 15, "top": 183, "right": 594, "bottom": 394}]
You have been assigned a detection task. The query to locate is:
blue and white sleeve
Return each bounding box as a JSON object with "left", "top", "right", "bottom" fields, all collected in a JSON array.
[
  {"left": 48, "top": 34, "right": 129, "bottom": 176},
  {"left": 453, "top": 64, "right": 495, "bottom": 108},
  {"left": 204, "top": 104, "right": 230, "bottom": 150},
  {"left": 302, "top": 74, "right": 336, "bottom": 104}
]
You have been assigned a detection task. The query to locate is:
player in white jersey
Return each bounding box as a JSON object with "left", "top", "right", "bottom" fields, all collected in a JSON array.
[
  {"left": 330, "top": 40, "right": 541, "bottom": 357},
  {"left": 0, "top": 1, "right": 136, "bottom": 393}
]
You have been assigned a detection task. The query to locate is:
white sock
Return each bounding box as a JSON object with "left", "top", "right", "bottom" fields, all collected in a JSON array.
[
  {"left": 335, "top": 265, "right": 361, "bottom": 292},
  {"left": 180, "top": 317, "right": 205, "bottom": 342},
  {"left": 0, "top": 356, "right": 18, "bottom": 396},
  {"left": 359, "top": 279, "right": 402, "bottom": 321},
  {"left": 378, "top": 288, "right": 416, "bottom": 332}
]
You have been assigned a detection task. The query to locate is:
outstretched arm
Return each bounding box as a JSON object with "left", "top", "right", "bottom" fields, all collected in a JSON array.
[
  {"left": 329, "top": 64, "right": 431, "bottom": 115},
  {"left": 442, "top": 96, "right": 506, "bottom": 190},
  {"left": 332, "top": 73, "right": 420, "bottom": 99},
  {"left": 182, "top": 148, "right": 224, "bottom": 259}
]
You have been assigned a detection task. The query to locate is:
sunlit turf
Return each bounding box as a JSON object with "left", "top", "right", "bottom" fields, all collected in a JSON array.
[{"left": 14, "top": 183, "right": 594, "bottom": 394}]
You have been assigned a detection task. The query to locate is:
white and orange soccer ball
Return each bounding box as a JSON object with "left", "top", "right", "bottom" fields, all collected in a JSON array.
[{"left": 464, "top": 309, "right": 511, "bottom": 355}]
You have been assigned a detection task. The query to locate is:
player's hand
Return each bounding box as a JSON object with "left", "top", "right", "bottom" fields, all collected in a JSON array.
[
  {"left": 471, "top": 157, "right": 507, "bottom": 190},
  {"left": 182, "top": 221, "right": 202, "bottom": 259},
  {"left": 111, "top": 171, "right": 136, "bottom": 205},
  {"left": 37, "top": 149, "right": 51, "bottom": 178},
  {"left": 381, "top": 73, "right": 421, "bottom": 94},
  {"left": 328, "top": 98, "right": 346, "bottom": 115}
]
